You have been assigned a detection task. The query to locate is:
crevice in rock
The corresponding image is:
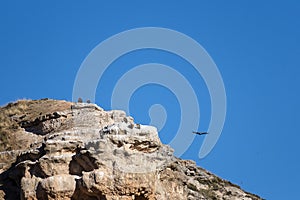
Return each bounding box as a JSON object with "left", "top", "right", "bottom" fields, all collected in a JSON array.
[
  {"left": 36, "top": 182, "right": 48, "bottom": 200},
  {"left": 0, "top": 144, "right": 47, "bottom": 199},
  {"left": 0, "top": 163, "right": 26, "bottom": 200},
  {"left": 69, "top": 148, "right": 99, "bottom": 176},
  {"left": 18, "top": 112, "right": 66, "bottom": 135},
  {"left": 109, "top": 139, "right": 123, "bottom": 148},
  {"left": 71, "top": 178, "right": 106, "bottom": 200},
  {"left": 15, "top": 143, "right": 46, "bottom": 164},
  {"left": 129, "top": 140, "right": 159, "bottom": 152},
  {"left": 0, "top": 178, "right": 21, "bottom": 200},
  {"left": 134, "top": 194, "right": 149, "bottom": 200},
  {"left": 29, "top": 162, "right": 48, "bottom": 178}
]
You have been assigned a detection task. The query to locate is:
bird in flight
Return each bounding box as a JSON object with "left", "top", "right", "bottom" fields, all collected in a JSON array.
[{"left": 192, "top": 131, "right": 208, "bottom": 135}]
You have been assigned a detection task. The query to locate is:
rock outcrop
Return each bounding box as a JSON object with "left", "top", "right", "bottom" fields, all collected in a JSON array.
[{"left": 0, "top": 99, "right": 262, "bottom": 200}]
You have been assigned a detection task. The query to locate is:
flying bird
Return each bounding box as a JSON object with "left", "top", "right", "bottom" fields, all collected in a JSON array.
[{"left": 192, "top": 131, "right": 208, "bottom": 136}]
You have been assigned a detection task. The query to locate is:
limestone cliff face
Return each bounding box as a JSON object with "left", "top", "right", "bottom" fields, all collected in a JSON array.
[{"left": 0, "top": 99, "right": 262, "bottom": 200}]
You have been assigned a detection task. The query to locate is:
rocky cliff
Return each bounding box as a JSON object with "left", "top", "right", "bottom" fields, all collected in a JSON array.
[{"left": 0, "top": 99, "right": 262, "bottom": 200}]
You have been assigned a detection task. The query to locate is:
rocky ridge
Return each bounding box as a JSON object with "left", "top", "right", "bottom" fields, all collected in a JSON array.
[{"left": 0, "top": 99, "right": 262, "bottom": 200}]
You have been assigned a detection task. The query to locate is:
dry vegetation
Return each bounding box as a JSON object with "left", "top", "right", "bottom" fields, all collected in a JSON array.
[
  {"left": 0, "top": 100, "right": 28, "bottom": 150},
  {"left": 0, "top": 99, "right": 72, "bottom": 151}
]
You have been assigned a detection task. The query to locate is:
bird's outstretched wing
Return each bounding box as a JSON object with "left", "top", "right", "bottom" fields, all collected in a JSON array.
[{"left": 192, "top": 131, "right": 208, "bottom": 135}]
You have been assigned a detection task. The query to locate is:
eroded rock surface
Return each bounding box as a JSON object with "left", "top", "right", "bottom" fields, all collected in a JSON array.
[{"left": 0, "top": 99, "right": 262, "bottom": 200}]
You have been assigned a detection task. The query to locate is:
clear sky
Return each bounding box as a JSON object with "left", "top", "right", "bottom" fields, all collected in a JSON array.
[{"left": 1, "top": 1, "right": 300, "bottom": 199}]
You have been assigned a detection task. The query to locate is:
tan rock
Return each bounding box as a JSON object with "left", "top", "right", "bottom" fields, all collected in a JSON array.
[{"left": 0, "top": 99, "right": 262, "bottom": 200}]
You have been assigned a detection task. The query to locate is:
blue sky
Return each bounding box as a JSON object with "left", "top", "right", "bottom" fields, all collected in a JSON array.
[{"left": 1, "top": 1, "right": 300, "bottom": 199}]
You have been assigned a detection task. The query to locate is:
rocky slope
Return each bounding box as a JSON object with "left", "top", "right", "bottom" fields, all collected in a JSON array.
[{"left": 0, "top": 99, "right": 262, "bottom": 200}]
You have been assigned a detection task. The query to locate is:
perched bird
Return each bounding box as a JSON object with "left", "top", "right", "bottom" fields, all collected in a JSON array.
[{"left": 192, "top": 131, "right": 208, "bottom": 136}]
